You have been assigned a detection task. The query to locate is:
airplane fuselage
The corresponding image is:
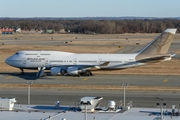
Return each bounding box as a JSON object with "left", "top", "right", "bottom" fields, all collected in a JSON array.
[{"left": 6, "top": 51, "right": 140, "bottom": 70}]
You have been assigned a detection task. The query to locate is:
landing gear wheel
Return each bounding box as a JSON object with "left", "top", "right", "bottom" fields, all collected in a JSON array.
[
  {"left": 86, "top": 71, "right": 92, "bottom": 76},
  {"left": 74, "top": 74, "right": 80, "bottom": 77},
  {"left": 43, "top": 73, "right": 47, "bottom": 77},
  {"left": 89, "top": 71, "right": 93, "bottom": 76},
  {"left": 81, "top": 71, "right": 92, "bottom": 76},
  {"left": 20, "top": 68, "right": 25, "bottom": 75}
]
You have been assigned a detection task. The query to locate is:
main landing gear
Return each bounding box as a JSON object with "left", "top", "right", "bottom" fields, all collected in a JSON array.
[
  {"left": 75, "top": 71, "right": 93, "bottom": 77},
  {"left": 82, "top": 71, "right": 93, "bottom": 76},
  {"left": 20, "top": 68, "right": 25, "bottom": 75}
]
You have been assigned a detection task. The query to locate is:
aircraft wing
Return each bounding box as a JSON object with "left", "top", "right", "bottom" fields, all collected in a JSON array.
[
  {"left": 49, "top": 61, "right": 110, "bottom": 76},
  {"left": 49, "top": 61, "right": 110, "bottom": 68}
]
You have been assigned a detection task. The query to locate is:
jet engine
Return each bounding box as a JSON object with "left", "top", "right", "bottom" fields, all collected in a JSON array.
[
  {"left": 50, "top": 66, "right": 81, "bottom": 76},
  {"left": 50, "top": 67, "right": 68, "bottom": 76},
  {"left": 66, "top": 66, "right": 80, "bottom": 75},
  {"left": 50, "top": 66, "right": 92, "bottom": 76}
]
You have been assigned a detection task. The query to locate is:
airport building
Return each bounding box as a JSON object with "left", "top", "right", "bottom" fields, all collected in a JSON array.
[{"left": 0, "top": 28, "right": 13, "bottom": 35}]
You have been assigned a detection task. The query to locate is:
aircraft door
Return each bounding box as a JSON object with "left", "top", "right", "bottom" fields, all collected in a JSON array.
[
  {"left": 45, "top": 58, "right": 48, "bottom": 66},
  {"left": 23, "top": 58, "right": 26, "bottom": 64},
  {"left": 98, "top": 59, "right": 102, "bottom": 65},
  {"left": 73, "top": 58, "right": 77, "bottom": 65},
  {"left": 37, "top": 51, "right": 41, "bottom": 57},
  {"left": 21, "top": 58, "right": 27, "bottom": 67},
  {"left": 40, "top": 58, "right": 48, "bottom": 67}
]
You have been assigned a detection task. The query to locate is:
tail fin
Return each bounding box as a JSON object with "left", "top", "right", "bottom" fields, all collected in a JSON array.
[{"left": 136, "top": 28, "right": 177, "bottom": 60}]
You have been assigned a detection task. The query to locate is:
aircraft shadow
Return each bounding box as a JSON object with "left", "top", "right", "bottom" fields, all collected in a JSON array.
[{"left": 0, "top": 72, "right": 54, "bottom": 81}]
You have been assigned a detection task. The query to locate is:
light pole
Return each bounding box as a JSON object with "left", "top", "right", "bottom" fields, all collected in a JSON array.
[
  {"left": 81, "top": 101, "right": 91, "bottom": 120},
  {"left": 121, "top": 83, "right": 129, "bottom": 108},
  {"left": 85, "top": 104, "right": 87, "bottom": 120},
  {"left": 26, "top": 81, "right": 33, "bottom": 105},
  {"left": 156, "top": 103, "right": 166, "bottom": 120},
  {"left": 178, "top": 104, "right": 180, "bottom": 116}
]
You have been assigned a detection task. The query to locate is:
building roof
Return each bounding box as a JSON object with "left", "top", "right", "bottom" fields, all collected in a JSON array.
[{"left": 0, "top": 104, "right": 179, "bottom": 120}]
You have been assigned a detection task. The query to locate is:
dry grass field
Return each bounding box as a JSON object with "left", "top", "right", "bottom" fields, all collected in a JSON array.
[{"left": 0, "top": 33, "right": 180, "bottom": 75}]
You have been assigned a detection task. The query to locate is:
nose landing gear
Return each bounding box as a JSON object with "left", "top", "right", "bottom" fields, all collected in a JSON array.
[{"left": 20, "top": 68, "right": 25, "bottom": 75}]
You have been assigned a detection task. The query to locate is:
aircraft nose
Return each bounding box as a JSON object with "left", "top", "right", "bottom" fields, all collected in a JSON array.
[{"left": 5, "top": 57, "right": 11, "bottom": 65}]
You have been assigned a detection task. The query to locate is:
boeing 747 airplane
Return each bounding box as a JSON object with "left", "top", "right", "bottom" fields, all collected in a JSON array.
[{"left": 5, "top": 29, "right": 177, "bottom": 77}]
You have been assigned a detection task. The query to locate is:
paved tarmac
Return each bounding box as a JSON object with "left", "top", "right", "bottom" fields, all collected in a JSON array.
[
  {"left": 0, "top": 73, "right": 180, "bottom": 108},
  {"left": 0, "top": 73, "right": 180, "bottom": 87}
]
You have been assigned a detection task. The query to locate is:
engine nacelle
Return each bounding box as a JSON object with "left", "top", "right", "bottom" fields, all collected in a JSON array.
[
  {"left": 50, "top": 67, "right": 67, "bottom": 75},
  {"left": 67, "top": 67, "right": 80, "bottom": 75},
  {"left": 50, "top": 66, "right": 81, "bottom": 76}
]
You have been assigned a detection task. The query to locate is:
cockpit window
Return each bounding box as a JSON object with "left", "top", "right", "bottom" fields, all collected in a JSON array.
[{"left": 15, "top": 52, "right": 19, "bottom": 55}]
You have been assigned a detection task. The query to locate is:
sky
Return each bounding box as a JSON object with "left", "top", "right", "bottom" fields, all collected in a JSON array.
[{"left": 0, "top": 0, "right": 180, "bottom": 18}]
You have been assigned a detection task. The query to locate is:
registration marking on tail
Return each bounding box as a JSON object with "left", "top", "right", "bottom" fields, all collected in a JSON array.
[
  {"left": 163, "top": 80, "right": 168, "bottom": 83},
  {"left": 4, "top": 76, "right": 13, "bottom": 80}
]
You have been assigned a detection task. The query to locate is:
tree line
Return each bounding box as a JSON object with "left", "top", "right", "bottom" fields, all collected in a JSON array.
[{"left": 0, "top": 19, "right": 179, "bottom": 34}]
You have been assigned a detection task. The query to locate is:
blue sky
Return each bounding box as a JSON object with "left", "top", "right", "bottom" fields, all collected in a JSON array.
[{"left": 0, "top": 0, "right": 179, "bottom": 17}]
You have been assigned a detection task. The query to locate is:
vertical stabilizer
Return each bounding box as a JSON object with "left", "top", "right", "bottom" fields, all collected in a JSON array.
[{"left": 136, "top": 28, "right": 177, "bottom": 60}]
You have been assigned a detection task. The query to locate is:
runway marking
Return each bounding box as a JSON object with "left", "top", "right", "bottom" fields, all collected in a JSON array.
[
  {"left": 4, "top": 76, "right": 13, "bottom": 80},
  {"left": 82, "top": 78, "right": 88, "bottom": 81},
  {"left": 163, "top": 80, "right": 168, "bottom": 83}
]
